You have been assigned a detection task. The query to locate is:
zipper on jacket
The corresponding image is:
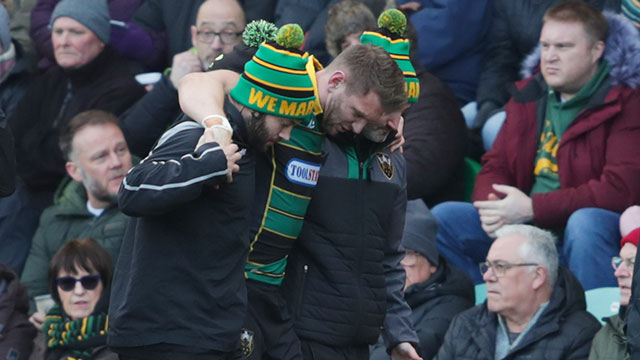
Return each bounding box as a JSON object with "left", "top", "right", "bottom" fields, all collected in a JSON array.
[
  {"left": 295, "top": 264, "right": 309, "bottom": 319},
  {"left": 354, "top": 157, "right": 365, "bottom": 339}
]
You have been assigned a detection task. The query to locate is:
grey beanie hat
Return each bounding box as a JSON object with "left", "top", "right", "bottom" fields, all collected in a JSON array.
[
  {"left": 50, "top": 0, "right": 110, "bottom": 44},
  {"left": 402, "top": 199, "right": 439, "bottom": 267},
  {"left": 0, "top": 5, "right": 10, "bottom": 52}
]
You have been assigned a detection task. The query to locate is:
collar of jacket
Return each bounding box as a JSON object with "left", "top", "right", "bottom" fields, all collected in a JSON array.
[
  {"left": 60, "top": 46, "right": 118, "bottom": 86},
  {"left": 512, "top": 71, "right": 623, "bottom": 140}
]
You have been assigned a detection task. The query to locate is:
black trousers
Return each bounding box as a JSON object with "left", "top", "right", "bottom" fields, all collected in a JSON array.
[{"left": 235, "top": 280, "right": 302, "bottom": 360}]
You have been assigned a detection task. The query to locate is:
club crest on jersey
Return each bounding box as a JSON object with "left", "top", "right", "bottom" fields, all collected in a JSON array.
[
  {"left": 304, "top": 116, "right": 316, "bottom": 130},
  {"left": 376, "top": 152, "right": 394, "bottom": 180},
  {"left": 286, "top": 159, "right": 321, "bottom": 187},
  {"left": 240, "top": 328, "right": 254, "bottom": 357}
]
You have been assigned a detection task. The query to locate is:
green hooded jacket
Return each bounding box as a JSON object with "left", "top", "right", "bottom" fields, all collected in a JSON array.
[{"left": 589, "top": 314, "right": 629, "bottom": 360}]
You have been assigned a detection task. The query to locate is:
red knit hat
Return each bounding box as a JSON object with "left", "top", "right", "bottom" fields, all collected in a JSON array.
[{"left": 621, "top": 227, "right": 640, "bottom": 248}]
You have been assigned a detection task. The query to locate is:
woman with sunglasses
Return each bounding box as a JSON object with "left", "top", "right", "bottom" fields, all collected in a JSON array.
[{"left": 33, "top": 237, "right": 115, "bottom": 360}]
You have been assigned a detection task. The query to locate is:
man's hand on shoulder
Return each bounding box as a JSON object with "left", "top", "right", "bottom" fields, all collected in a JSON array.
[{"left": 391, "top": 342, "right": 422, "bottom": 360}]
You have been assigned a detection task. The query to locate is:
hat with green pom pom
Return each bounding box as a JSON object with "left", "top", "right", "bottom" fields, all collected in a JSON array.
[
  {"left": 360, "top": 9, "right": 419, "bottom": 103},
  {"left": 230, "top": 23, "right": 316, "bottom": 119},
  {"left": 209, "top": 19, "right": 278, "bottom": 72}
]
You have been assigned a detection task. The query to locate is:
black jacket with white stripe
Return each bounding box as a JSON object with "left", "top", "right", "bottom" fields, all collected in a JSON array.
[{"left": 107, "top": 100, "right": 255, "bottom": 355}]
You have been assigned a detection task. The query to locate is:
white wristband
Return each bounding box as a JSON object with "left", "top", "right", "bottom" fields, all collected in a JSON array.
[{"left": 201, "top": 114, "right": 233, "bottom": 133}]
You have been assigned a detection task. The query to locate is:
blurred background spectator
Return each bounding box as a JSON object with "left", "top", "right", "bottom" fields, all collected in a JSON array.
[
  {"left": 0, "top": 262, "right": 36, "bottom": 360},
  {"left": 0, "top": 0, "right": 143, "bottom": 275},
  {"left": 589, "top": 223, "right": 638, "bottom": 359},
  {"left": 21, "top": 110, "right": 130, "bottom": 312},
  {"left": 370, "top": 200, "right": 474, "bottom": 360},
  {"left": 397, "top": 0, "right": 491, "bottom": 106},
  {"left": 119, "top": 0, "right": 246, "bottom": 157},
  {"left": 29, "top": 238, "right": 114, "bottom": 360}
]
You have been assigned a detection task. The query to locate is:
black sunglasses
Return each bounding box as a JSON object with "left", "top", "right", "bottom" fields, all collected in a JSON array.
[{"left": 56, "top": 275, "right": 101, "bottom": 292}]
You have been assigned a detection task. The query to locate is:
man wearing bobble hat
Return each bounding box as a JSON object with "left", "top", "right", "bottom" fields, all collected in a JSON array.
[
  {"left": 108, "top": 23, "right": 317, "bottom": 360},
  {"left": 178, "top": 9, "right": 420, "bottom": 360}
]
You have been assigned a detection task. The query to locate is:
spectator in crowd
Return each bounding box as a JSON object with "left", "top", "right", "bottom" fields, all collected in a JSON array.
[
  {"left": 0, "top": 4, "right": 28, "bottom": 199},
  {"left": 29, "top": 0, "right": 160, "bottom": 69},
  {"left": 274, "top": 0, "right": 388, "bottom": 64},
  {"left": 589, "top": 226, "right": 638, "bottom": 359},
  {"left": 20, "top": 110, "right": 131, "bottom": 313},
  {"left": 436, "top": 225, "right": 600, "bottom": 359},
  {"left": 0, "top": 0, "right": 144, "bottom": 275},
  {"left": 0, "top": 4, "right": 31, "bottom": 122},
  {"left": 1, "top": 0, "right": 37, "bottom": 64},
  {"left": 370, "top": 200, "right": 475, "bottom": 360},
  {"left": 324, "top": 0, "right": 376, "bottom": 59},
  {"left": 108, "top": 24, "right": 316, "bottom": 360},
  {"left": 325, "top": 0, "right": 467, "bottom": 206},
  {"left": 30, "top": 238, "right": 114, "bottom": 360},
  {"left": 120, "top": 0, "right": 246, "bottom": 157},
  {"left": 0, "top": 263, "right": 36, "bottom": 360},
  {"left": 0, "top": 117, "right": 13, "bottom": 198},
  {"left": 470, "top": 0, "right": 619, "bottom": 150},
  {"left": 396, "top": 0, "right": 491, "bottom": 105},
  {"left": 432, "top": 2, "right": 640, "bottom": 290},
  {"left": 130, "top": 0, "right": 272, "bottom": 69},
  {"left": 179, "top": 17, "right": 414, "bottom": 358},
  {"left": 619, "top": 205, "right": 640, "bottom": 357}
]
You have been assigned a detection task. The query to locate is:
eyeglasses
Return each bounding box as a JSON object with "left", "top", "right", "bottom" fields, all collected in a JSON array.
[
  {"left": 56, "top": 275, "right": 101, "bottom": 292},
  {"left": 612, "top": 256, "right": 635, "bottom": 271},
  {"left": 196, "top": 29, "right": 242, "bottom": 45},
  {"left": 479, "top": 261, "right": 538, "bottom": 277}
]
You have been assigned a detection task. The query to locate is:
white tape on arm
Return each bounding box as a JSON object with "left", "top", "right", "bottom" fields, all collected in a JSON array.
[{"left": 201, "top": 114, "right": 233, "bottom": 133}]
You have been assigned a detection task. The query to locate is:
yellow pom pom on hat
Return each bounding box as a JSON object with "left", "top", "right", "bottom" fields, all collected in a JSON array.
[
  {"left": 360, "top": 9, "right": 419, "bottom": 103},
  {"left": 230, "top": 23, "right": 316, "bottom": 119}
]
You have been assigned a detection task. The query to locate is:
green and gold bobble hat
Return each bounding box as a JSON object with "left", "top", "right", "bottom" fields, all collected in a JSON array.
[
  {"left": 360, "top": 9, "right": 419, "bottom": 103},
  {"left": 230, "top": 23, "right": 316, "bottom": 119}
]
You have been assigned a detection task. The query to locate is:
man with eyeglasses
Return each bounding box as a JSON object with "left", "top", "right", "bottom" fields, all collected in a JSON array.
[
  {"left": 589, "top": 227, "right": 639, "bottom": 359},
  {"left": 120, "top": 0, "right": 246, "bottom": 157},
  {"left": 436, "top": 224, "right": 600, "bottom": 360}
]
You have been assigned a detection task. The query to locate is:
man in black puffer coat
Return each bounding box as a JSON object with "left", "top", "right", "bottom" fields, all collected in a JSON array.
[{"left": 435, "top": 225, "right": 600, "bottom": 360}]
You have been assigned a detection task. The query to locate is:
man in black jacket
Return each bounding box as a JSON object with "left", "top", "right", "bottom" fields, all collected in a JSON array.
[
  {"left": 435, "top": 224, "right": 600, "bottom": 360},
  {"left": 370, "top": 200, "right": 475, "bottom": 360},
  {"left": 280, "top": 11, "right": 423, "bottom": 360},
  {"left": 108, "top": 32, "right": 316, "bottom": 360}
]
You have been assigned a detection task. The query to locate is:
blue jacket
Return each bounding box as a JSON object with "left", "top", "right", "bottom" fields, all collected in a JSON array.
[{"left": 397, "top": 0, "right": 492, "bottom": 104}]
